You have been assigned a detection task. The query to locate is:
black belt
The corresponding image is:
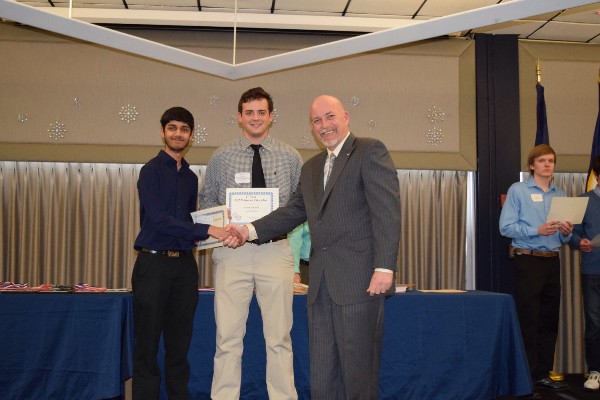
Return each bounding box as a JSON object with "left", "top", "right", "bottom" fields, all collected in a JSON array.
[
  {"left": 300, "top": 259, "right": 309, "bottom": 266},
  {"left": 137, "top": 247, "right": 188, "bottom": 258},
  {"left": 250, "top": 235, "right": 287, "bottom": 245}
]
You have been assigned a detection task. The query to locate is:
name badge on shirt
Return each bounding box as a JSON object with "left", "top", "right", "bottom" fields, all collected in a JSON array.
[
  {"left": 531, "top": 193, "right": 543, "bottom": 202},
  {"left": 235, "top": 172, "right": 251, "bottom": 184}
]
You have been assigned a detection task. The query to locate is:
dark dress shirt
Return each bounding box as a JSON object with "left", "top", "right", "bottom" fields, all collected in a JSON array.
[{"left": 134, "top": 150, "right": 209, "bottom": 251}]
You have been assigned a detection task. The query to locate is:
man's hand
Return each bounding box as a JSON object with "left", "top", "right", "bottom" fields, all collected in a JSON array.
[
  {"left": 367, "top": 271, "right": 393, "bottom": 296},
  {"left": 221, "top": 224, "right": 249, "bottom": 248},
  {"left": 294, "top": 273, "right": 301, "bottom": 284},
  {"left": 580, "top": 238, "right": 593, "bottom": 252},
  {"left": 538, "top": 220, "right": 560, "bottom": 236},
  {"left": 557, "top": 220, "right": 573, "bottom": 236},
  {"left": 207, "top": 226, "right": 231, "bottom": 241}
]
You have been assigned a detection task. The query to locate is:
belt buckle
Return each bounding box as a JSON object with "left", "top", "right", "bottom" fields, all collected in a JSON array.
[{"left": 167, "top": 250, "right": 179, "bottom": 258}]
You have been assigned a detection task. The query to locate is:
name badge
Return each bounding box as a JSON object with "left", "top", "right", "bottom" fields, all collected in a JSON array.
[
  {"left": 235, "top": 172, "right": 251, "bottom": 184},
  {"left": 531, "top": 194, "right": 543, "bottom": 202}
]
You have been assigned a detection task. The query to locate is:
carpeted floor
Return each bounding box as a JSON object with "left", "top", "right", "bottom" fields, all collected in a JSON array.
[{"left": 495, "top": 374, "right": 599, "bottom": 400}]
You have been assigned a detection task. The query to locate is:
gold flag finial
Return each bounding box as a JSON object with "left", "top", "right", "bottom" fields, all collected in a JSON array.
[{"left": 536, "top": 59, "right": 541, "bottom": 84}]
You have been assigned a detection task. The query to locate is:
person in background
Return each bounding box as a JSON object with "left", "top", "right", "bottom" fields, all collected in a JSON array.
[
  {"left": 199, "top": 87, "right": 302, "bottom": 400},
  {"left": 288, "top": 221, "right": 311, "bottom": 285},
  {"left": 224, "top": 94, "right": 401, "bottom": 399},
  {"left": 568, "top": 155, "right": 600, "bottom": 391},
  {"left": 132, "top": 107, "right": 234, "bottom": 400},
  {"left": 499, "top": 144, "right": 573, "bottom": 398}
]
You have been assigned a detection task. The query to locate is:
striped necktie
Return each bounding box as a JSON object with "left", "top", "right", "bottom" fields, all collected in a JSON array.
[{"left": 324, "top": 153, "right": 336, "bottom": 188}]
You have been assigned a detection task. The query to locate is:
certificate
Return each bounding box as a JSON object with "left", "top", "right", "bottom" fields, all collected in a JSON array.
[
  {"left": 191, "top": 205, "right": 227, "bottom": 250},
  {"left": 546, "top": 197, "right": 589, "bottom": 224},
  {"left": 226, "top": 188, "right": 279, "bottom": 224}
]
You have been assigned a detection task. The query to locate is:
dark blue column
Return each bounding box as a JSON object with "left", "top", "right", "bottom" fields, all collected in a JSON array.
[{"left": 475, "top": 34, "right": 521, "bottom": 294}]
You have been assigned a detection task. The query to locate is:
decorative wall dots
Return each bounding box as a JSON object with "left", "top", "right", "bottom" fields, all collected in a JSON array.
[
  {"left": 48, "top": 120, "right": 67, "bottom": 140},
  {"left": 194, "top": 126, "right": 208, "bottom": 143},
  {"left": 426, "top": 105, "right": 445, "bottom": 147},
  {"left": 209, "top": 95, "right": 219, "bottom": 106},
  {"left": 426, "top": 126, "right": 444, "bottom": 147},
  {"left": 119, "top": 104, "right": 138, "bottom": 123},
  {"left": 427, "top": 105, "right": 445, "bottom": 123}
]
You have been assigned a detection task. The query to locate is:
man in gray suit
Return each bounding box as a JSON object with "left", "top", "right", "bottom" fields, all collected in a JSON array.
[{"left": 225, "top": 95, "right": 401, "bottom": 399}]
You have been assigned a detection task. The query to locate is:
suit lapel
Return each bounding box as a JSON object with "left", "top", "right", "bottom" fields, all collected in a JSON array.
[{"left": 319, "top": 134, "right": 356, "bottom": 210}]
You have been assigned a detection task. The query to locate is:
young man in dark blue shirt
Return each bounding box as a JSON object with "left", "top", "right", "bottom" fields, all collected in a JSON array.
[{"left": 132, "top": 107, "right": 234, "bottom": 400}]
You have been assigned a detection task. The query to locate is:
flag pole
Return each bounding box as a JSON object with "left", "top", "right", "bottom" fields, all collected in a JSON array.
[{"left": 537, "top": 59, "right": 541, "bottom": 84}]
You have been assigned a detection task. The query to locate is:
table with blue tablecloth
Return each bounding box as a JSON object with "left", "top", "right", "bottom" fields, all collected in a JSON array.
[
  {"left": 162, "top": 290, "right": 532, "bottom": 399},
  {"left": 0, "top": 292, "right": 133, "bottom": 400},
  {"left": 0, "top": 290, "right": 531, "bottom": 400}
]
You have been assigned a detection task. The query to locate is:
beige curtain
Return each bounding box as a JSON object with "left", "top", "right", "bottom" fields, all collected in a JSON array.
[
  {"left": 1, "top": 162, "right": 468, "bottom": 291},
  {"left": 397, "top": 169, "right": 468, "bottom": 290},
  {"left": 1, "top": 161, "right": 590, "bottom": 372},
  {"left": 553, "top": 172, "right": 588, "bottom": 373}
]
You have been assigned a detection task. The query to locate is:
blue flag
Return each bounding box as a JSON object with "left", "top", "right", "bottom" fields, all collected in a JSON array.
[
  {"left": 535, "top": 83, "right": 550, "bottom": 146},
  {"left": 586, "top": 82, "right": 600, "bottom": 192}
]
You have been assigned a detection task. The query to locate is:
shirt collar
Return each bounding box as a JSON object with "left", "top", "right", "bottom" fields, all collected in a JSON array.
[
  {"left": 158, "top": 149, "right": 189, "bottom": 170},
  {"left": 242, "top": 135, "right": 273, "bottom": 151},
  {"left": 327, "top": 132, "right": 351, "bottom": 158},
  {"left": 526, "top": 175, "right": 556, "bottom": 192}
]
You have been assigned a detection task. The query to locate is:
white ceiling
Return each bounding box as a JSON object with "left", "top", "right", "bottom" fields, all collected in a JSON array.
[
  {"left": 10, "top": 0, "right": 600, "bottom": 42},
  {"left": 1, "top": 0, "right": 599, "bottom": 79}
]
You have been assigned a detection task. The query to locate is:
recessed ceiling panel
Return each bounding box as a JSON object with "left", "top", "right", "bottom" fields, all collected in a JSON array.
[
  {"left": 274, "top": 0, "right": 347, "bottom": 13},
  {"left": 201, "top": 0, "right": 272, "bottom": 11},
  {"left": 472, "top": 20, "right": 546, "bottom": 38},
  {"left": 418, "top": 0, "right": 499, "bottom": 18},
  {"left": 76, "top": 0, "right": 125, "bottom": 5},
  {"left": 554, "top": 4, "right": 600, "bottom": 22},
  {"left": 529, "top": 20, "right": 600, "bottom": 41},
  {"left": 346, "top": 0, "right": 423, "bottom": 16}
]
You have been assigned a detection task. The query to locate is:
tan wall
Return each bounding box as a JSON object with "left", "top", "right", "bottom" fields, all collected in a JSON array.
[
  {"left": 0, "top": 23, "right": 475, "bottom": 169},
  {"left": 519, "top": 41, "right": 600, "bottom": 173},
  {"left": 1, "top": 23, "right": 599, "bottom": 171}
]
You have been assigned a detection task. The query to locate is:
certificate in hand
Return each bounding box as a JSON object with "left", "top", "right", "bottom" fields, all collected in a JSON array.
[
  {"left": 226, "top": 188, "right": 279, "bottom": 224},
  {"left": 191, "top": 205, "right": 228, "bottom": 250},
  {"left": 546, "top": 197, "right": 589, "bottom": 224}
]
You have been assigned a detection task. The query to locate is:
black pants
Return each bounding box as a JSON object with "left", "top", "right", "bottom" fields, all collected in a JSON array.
[
  {"left": 131, "top": 252, "right": 199, "bottom": 400},
  {"left": 513, "top": 254, "right": 561, "bottom": 381}
]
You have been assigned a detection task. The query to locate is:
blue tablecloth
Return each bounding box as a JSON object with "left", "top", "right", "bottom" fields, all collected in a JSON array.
[
  {"left": 0, "top": 293, "right": 134, "bottom": 400},
  {"left": 161, "top": 290, "right": 532, "bottom": 400},
  {"left": 0, "top": 290, "right": 531, "bottom": 400}
]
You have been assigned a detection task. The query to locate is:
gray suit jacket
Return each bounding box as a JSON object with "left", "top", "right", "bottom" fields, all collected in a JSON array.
[{"left": 253, "top": 133, "right": 401, "bottom": 305}]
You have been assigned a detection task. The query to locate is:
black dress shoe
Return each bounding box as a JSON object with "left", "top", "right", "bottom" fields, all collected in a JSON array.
[{"left": 535, "top": 377, "right": 568, "bottom": 390}]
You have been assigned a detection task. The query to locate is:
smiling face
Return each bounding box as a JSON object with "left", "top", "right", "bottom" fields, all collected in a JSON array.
[
  {"left": 238, "top": 98, "right": 272, "bottom": 143},
  {"left": 161, "top": 120, "right": 192, "bottom": 156},
  {"left": 309, "top": 95, "right": 349, "bottom": 151}
]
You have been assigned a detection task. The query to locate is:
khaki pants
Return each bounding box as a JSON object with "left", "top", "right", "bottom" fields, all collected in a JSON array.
[{"left": 211, "top": 240, "right": 297, "bottom": 400}]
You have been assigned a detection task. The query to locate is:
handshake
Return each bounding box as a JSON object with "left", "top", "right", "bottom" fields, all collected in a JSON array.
[{"left": 208, "top": 224, "right": 251, "bottom": 249}]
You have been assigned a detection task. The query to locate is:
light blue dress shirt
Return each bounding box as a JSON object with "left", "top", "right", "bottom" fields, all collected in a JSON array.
[{"left": 500, "top": 176, "right": 571, "bottom": 252}]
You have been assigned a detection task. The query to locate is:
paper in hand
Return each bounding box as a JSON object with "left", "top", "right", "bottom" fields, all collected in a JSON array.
[
  {"left": 191, "top": 205, "right": 228, "bottom": 250},
  {"left": 546, "top": 197, "right": 589, "bottom": 224}
]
